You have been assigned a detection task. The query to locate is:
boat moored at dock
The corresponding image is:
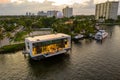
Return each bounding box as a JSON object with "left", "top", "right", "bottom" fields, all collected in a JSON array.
[
  {"left": 24, "top": 33, "right": 71, "bottom": 60},
  {"left": 94, "top": 30, "right": 108, "bottom": 40},
  {"left": 73, "top": 34, "right": 84, "bottom": 42}
]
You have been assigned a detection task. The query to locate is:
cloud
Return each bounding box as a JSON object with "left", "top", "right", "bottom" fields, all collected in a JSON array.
[
  {"left": 0, "top": 0, "right": 10, "bottom": 3},
  {"left": 0, "top": 0, "right": 119, "bottom": 15},
  {"left": 48, "top": 0, "right": 91, "bottom": 5},
  {"left": 0, "top": 0, "right": 59, "bottom": 15},
  {"left": 72, "top": 0, "right": 95, "bottom": 15}
]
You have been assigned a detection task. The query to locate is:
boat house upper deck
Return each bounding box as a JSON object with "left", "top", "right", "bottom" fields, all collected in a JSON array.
[{"left": 25, "top": 33, "right": 70, "bottom": 42}]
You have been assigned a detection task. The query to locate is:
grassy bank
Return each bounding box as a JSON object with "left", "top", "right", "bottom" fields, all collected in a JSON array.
[{"left": 0, "top": 43, "right": 25, "bottom": 53}]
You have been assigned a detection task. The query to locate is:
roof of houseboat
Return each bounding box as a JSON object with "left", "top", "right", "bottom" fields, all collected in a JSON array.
[{"left": 25, "top": 33, "right": 70, "bottom": 42}]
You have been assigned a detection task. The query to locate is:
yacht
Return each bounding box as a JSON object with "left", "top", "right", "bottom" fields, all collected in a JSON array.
[
  {"left": 95, "top": 30, "right": 108, "bottom": 40},
  {"left": 73, "top": 34, "right": 84, "bottom": 42}
]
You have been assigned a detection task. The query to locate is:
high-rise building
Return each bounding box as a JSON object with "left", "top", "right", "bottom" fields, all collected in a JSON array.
[
  {"left": 26, "top": 12, "right": 28, "bottom": 16},
  {"left": 62, "top": 6, "right": 73, "bottom": 18},
  {"left": 95, "top": 1, "right": 119, "bottom": 20},
  {"left": 26, "top": 12, "right": 34, "bottom": 16},
  {"left": 47, "top": 10, "right": 58, "bottom": 17},
  {"left": 37, "top": 11, "right": 47, "bottom": 17}
]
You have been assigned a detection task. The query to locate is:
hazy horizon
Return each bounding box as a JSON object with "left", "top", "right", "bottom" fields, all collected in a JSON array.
[{"left": 0, "top": 0, "right": 119, "bottom": 15}]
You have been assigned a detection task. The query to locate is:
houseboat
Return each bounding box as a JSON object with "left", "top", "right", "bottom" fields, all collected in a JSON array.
[
  {"left": 94, "top": 30, "right": 108, "bottom": 40},
  {"left": 24, "top": 33, "right": 71, "bottom": 60}
]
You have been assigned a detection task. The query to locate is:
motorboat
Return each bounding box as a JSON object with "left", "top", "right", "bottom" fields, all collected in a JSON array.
[
  {"left": 94, "top": 30, "right": 108, "bottom": 40},
  {"left": 73, "top": 34, "right": 84, "bottom": 42}
]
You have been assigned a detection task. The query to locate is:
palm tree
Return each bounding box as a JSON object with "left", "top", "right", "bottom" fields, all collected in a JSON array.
[{"left": 24, "top": 19, "right": 32, "bottom": 36}]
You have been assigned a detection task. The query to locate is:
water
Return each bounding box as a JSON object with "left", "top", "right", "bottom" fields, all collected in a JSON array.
[{"left": 0, "top": 25, "right": 120, "bottom": 80}]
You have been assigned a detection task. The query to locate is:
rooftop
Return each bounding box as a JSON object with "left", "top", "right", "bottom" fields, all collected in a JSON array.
[
  {"left": 25, "top": 33, "right": 70, "bottom": 42},
  {"left": 97, "top": 1, "right": 119, "bottom": 4}
]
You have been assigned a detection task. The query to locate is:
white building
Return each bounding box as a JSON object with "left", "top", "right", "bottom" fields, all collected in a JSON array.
[
  {"left": 47, "top": 10, "right": 58, "bottom": 17},
  {"left": 62, "top": 6, "right": 73, "bottom": 18},
  {"left": 37, "top": 11, "right": 47, "bottom": 17},
  {"left": 56, "top": 11, "right": 63, "bottom": 18},
  {"left": 95, "top": 1, "right": 119, "bottom": 20}
]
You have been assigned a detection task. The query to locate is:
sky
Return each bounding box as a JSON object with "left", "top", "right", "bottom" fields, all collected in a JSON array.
[{"left": 0, "top": 0, "right": 119, "bottom": 15}]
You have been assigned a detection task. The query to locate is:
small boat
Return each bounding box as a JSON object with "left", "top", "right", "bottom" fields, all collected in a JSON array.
[
  {"left": 73, "top": 34, "right": 84, "bottom": 42},
  {"left": 94, "top": 30, "right": 108, "bottom": 40},
  {"left": 24, "top": 33, "right": 71, "bottom": 60}
]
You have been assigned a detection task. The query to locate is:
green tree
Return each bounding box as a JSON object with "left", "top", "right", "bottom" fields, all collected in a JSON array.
[{"left": 24, "top": 19, "right": 32, "bottom": 35}]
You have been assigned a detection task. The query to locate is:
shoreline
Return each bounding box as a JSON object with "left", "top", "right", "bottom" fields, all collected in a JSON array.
[{"left": 0, "top": 43, "right": 25, "bottom": 53}]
